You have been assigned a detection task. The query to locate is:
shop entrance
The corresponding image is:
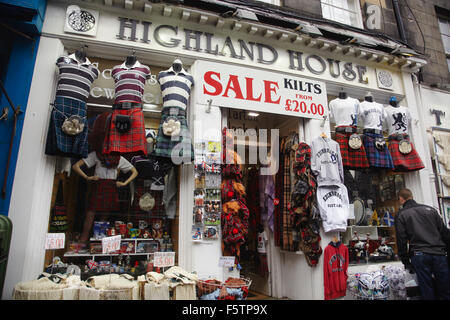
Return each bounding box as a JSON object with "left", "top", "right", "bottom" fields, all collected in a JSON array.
[{"left": 225, "top": 108, "right": 300, "bottom": 297}]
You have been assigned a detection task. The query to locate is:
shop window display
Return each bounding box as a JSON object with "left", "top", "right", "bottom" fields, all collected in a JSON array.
[
  {"left": 327, "top": 92, "right": 423, "bottom": 265},
  {"left": 44, "top": 52, "right": 181, "bottom": 279}
]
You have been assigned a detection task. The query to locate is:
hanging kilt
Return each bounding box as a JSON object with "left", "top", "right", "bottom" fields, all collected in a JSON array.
[
  {"left": 388, "top": 134, "right": 425, "bottom": 172},
  {"left": 103, "top": 107, "right": 147, "bottom": 156},
  {"left": 362, "top": 132, "right": 394, "bottom": 169},
  {"left": 153, "top": 106, "right": 194, "bottom": 163},
  {"left": 45, "top": 96, "right": 88, "bottom": 158},
  {"left": 335, "top": 126, "right": 369, "bottom": 170},
  {"left": 131, "top": 185, "right": 164, "bottom": 215},
  {"left": 87, "top": 179, "right": 120, "bottom": 212}
]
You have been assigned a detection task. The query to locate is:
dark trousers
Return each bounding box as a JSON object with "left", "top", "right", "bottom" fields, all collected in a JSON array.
[{"left": 411, "top": 252, "right": 450, "bottom": 300}]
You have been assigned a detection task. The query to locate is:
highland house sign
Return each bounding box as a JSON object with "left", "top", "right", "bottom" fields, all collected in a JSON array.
[{"left": 116, "top": 17, "right": 370, "bottom": 85}]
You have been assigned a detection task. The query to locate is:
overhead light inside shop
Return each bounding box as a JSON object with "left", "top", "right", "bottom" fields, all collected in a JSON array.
[{"left": 248, "top": 112, "right": 260, "bottom": 117}]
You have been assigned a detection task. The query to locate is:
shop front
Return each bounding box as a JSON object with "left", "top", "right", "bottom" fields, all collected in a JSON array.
[{"left": 3, "top": 0, "right": 436, "bottom": 300}]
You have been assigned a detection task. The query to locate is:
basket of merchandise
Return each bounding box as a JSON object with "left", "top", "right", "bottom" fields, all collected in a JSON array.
[
  {"left": 13, "top": 274, "right": 83, "bottom": 300},
  {"left": 347, "top": 271, "right": 390, "bottom": 300},
  {"left": 79, "top": 274, "right": 140, "bottom": 300},
  {"left": 197, "top": 277, "right": 252, "bottom": 300}
]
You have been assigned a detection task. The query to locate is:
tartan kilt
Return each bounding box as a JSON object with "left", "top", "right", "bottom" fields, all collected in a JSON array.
[
  {"left": 87, "top": 179, "right": 120, "bottom": 212},
  {"left": 45, "top": 97, "right": 88, "bottom": 158},
  {"left": 362, "top": 132, "right": 394, "bottom": 169},
  {"left": 131, "top": 185, "right": 164, "bottom": 215},
  {"left": 153, "top": 107, "right": 194, "bottom": 162},
  {"left": 103, "top": 108, "right": 147, "bottom": 156},
  {"left": 335, "top": 131, "right": 370, "bottom": 169},
  {"left": 388, "top": 136, "right": 425, "bottom": 172}
]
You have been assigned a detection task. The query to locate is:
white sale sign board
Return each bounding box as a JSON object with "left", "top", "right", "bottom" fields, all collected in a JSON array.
[{"left": 194, "top": 60, "right": 328, "bottom": 119}]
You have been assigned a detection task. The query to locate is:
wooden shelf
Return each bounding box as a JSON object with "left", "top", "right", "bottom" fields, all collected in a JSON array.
[{"left": 64, "top": 252, "right": 155, "bottom": 258}]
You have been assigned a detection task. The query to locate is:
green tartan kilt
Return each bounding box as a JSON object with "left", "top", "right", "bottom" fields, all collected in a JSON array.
[{"left": 153, "top": 107, "right": 194, "bottom": 163}]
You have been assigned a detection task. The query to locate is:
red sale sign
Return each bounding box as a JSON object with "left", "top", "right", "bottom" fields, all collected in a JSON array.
[{"left": 194, "top": 60, "right": 328, "bottom": 119}]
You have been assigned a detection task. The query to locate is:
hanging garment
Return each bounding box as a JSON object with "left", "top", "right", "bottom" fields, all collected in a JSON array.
[
  {"left": 111, "top": 60, "right": 151, "bottom": 104},
  {"left": 359, "top": 100, "right": 387, "bottom": 131},
  {"left": 384, "top": 105, "right": 412, "bottom": 136},
  {"left": 290, "top": 142, "right": 322, "bottom": 266},
  {"left": 162, "top": 166, "right": 178, "bottom": 219},
  {"left": 103, "top": 106, "right": 147, "bottom": 156},
  {"left": 317, "top": 184, "right": 350, "bottom": 233},
  {"left": 153, "top": 107, "right": 193, "bottom": 162},
  {"left": 259, "top": 169, "right": 275, "bottom": 232},
  {"left": 55, "top": 54, "right": 99, "bottom": 103},
  {"left": 323, "top": 241, "right": 349, "bottom": 300},
  {"left": 362, "top": 132, "right": 394, "bottom": 169},
  {"left": 310, "top": 136, "right": 344, "bottom": 186},
  {"left": 49, "top": 180, "right": 69, "bottom": 232},
  {"left": 45, "top": 97, "right": 89, "bottom": 158},
  {"left": 157, "top": 66, "right": 194, "bottom": 110},
  {"left": 335, "top": 127, "right": 370, "bottom": 170},
  {"left": 387, "top": 134, "right": 424, "bottom": 172}
]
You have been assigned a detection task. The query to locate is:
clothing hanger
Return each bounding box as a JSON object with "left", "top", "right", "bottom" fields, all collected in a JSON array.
[{"left": 320, "top": 115, "right": 328, "bottom": 138}]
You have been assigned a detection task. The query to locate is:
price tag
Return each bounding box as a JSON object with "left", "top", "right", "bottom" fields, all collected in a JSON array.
[
  {"left": 219, "top": 256, "right": 235, "bottom": 267},
  {"left": 45, "top": 233, "right": 65, "bottom": 250},
  {"left": 102, "top": 235, "right": 121, "bottom": 254},
  {"left": 154, "top": 252, "right": 175, "bottom": 268}
]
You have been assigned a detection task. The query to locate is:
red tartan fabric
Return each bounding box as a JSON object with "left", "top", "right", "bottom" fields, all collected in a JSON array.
[
  {"left": 87, "top": 179, "right": 120, "bottom": 212},
  {"left": 388, "top": 137, "right": 425, "bottom": 172},
  {"left": 103, "top": 108, "right": 147, "bottom": 156},
  {"left": 335, "top": 129, "right": 369, "bottom": 169}
]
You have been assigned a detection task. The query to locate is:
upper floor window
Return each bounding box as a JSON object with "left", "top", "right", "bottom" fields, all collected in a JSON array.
[
  {"left": 256, "top": 0, "right": 280, "bottom": 5},
  {"left": 321, "top": 0, "right": 363, "bottom": 28},
  {"left": 437, "top": 17, "right": 450, "bottom": 73}
]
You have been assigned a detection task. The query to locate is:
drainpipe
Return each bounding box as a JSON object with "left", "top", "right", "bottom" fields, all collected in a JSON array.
[{"left": 392, "top": 0, "right": 407, "bottom": 44}]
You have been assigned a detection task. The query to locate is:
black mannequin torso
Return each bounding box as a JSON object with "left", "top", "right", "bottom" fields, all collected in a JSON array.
[
  {"left": 125, "top": 55, "right": 137, "bottom": 68},
  {"left": 364, "top": 96, "right": 373, "bottom": 102},
  {"left": 389, "top": 100, "right": 399, "bottom": 108},
  {"left": 172, "top": 58, "right": 183, "bottom": 73},
  {"left": 339, "top": 91, "right": 347, "bottom": 99},
  {"left": 74, "top": 50, "right": 86, "bottom": 63}
]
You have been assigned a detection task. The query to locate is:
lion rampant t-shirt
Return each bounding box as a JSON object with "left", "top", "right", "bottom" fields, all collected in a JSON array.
[{"left": 384, "top": 105, "right": 411, "bottom": 136}]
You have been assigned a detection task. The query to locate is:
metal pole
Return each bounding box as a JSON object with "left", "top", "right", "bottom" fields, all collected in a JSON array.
[{"left": 392, "top": 0, "right": 408, "bottom": 44}]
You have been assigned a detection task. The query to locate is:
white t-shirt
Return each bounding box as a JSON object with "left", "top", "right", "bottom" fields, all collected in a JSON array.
[
  {"left": 359, "top": 100, "right": 387, "bottom": 130},
  {"left": 329, "top": 97, "right": 360, "bottom": 127},
  {"left": 82, "top": 152, "right": 133, "bottom": 180},
  {"left": 257, "top": 231, "right": 267, "bottom": 254},
  {"left": 384, "top": 105, "right": 411, "bottom": 135}
]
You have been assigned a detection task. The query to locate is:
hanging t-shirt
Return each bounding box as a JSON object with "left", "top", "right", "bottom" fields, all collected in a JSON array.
[
  {"left": 311, "top": 136, "right": 344, "bottom": 186},
  {"left": 317, "top": 184, "right": 350, "bottom": 233},
  {"left": 112, "top": 60, "right": 151, "bottom": 104},
  {"left": 359, "top": 100, "right": 387, "bottom": 130},
  {"left": 384, "top": 105, "right": 412, "bottom": 135},
  {"left": 55, "top": 54, "right": 99, "bottom": 103},
  {"left": 329, "top": 97, "right": 360, "bottom": 127},
  {"left": 257, "top": 231, "right": 267, "bottom": 254},
  {"left": 158, "top": 66, "right": 194, "bottom": 110},
  {"left": 83, "top": 151, "right": 133, "bottom": 180}
]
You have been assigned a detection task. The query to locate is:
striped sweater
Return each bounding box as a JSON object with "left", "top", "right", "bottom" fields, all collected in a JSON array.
[
  {"left": 55, "top": 54, "right": 99, "bottom": 103},
  {"left": 157, "top": 66, "right": 194, "bottom": 110},
  {"left": 112, "top": 60, "right": 151, "bottom": 104}
]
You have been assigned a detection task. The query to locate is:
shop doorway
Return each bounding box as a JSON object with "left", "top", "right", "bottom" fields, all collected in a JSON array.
[{"left": 225, "top": 108, "right": 300, "bottom": 297}]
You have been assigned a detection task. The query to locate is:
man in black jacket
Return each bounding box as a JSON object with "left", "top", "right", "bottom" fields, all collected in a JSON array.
[{"left": 395, "top": 188, "right": 450, "bottom": 300}]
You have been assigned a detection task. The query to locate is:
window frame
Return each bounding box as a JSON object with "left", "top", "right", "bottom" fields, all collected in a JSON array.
[
  {"left": 437, "top": 17, "right": 450, "bottom": 73},
  {"left": 320, "top": 0, "right": 364, "bottom": 29}
]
